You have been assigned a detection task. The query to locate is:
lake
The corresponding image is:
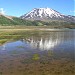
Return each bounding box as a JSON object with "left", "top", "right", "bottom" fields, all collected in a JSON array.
[{"left": 0, "top": 29, "right": 75, "bottom": 75}]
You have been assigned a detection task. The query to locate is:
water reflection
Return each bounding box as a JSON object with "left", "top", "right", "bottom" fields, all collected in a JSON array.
[
  {"left": 2, "top": 44, "right": 6, "bottom": 50},
  {"left": 0, "top": 30, "right": 75, "bottom": 52},
  {"left": 26, "top": 37, "right": 60, "bottom": 51},
  {"left": 22, "top": 31, "right": 75, "bottom": 51},
  {"left": 0, "top": 31, "right": 75, "bottom": 75}
]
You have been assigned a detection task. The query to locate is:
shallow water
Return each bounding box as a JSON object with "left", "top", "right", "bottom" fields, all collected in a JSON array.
[{"left": 0, "top": 30, "right": 75, "bottom": 75}]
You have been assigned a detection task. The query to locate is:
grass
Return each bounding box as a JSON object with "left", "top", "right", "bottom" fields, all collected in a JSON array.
[
  {"left": 0, "top": 26, "right": 55, "bottom": 44},
  {"left": 0, "top": 25, "right": 74, "bottom": 30},
  {"left": 0, "top": 39, "right": 9, "bottom": 44}
]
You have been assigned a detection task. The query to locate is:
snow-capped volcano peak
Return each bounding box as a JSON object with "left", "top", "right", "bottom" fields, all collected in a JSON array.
[
  {"left": 31, "top": 7, "right": 61, "bottom": 17},
  {"left": 21, "top": 7, "right": 64, "bottom": 20},
  {"left": 20, "top": 7, "right": 75, "bottom": 22}
]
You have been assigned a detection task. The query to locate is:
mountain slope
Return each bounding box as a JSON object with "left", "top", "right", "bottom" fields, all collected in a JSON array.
[
  {"left": 0, "top": 15, "right": 44, "bottom": 26},
  {"left": 0, "top": 10, "right": 75, "bottom": 28},
  {"left": 0, "top": 15, "right": 18, "bottom": 25},
  {"left": 20, "top": 8, "right": 75, "bottom": 22},
  {"left": 0, "top": 15, "right": 29, "bottom": 25}
]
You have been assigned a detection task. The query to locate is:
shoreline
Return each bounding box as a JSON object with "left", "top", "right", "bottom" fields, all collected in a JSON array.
[{"left": 0, "top": 28, "right": 74, "bottom": 31}]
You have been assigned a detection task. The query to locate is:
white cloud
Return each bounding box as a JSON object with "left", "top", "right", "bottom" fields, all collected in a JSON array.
[
  {"left": 70, "top": 10, "right": 75, "bottom": 13},
  {"left": 0, "top": 8, "right": 5, "bottom": 15},
  {"left": 70, "top": 10, "right": 75, "bottom": 16}
]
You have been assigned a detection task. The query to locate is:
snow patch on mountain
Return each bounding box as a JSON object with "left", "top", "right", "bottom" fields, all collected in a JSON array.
[
  {"left": 20, "top": 7, "right": 75, "bottom": 22},
  {"left": 21, "top": 8, "right": 65, "bottom": 19}
]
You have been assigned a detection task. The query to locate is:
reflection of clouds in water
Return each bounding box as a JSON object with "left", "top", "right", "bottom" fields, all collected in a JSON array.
[
  {"left": 27, "top": 37, "right": 60, "bottom": 51},
  {"left": 39, "top": 38, "right": 59, "bottom": 50}
]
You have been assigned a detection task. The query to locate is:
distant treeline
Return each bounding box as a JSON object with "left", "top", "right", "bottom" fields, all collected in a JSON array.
[{"left": 0, "top": 15, "right": 75, "bottom": 28}]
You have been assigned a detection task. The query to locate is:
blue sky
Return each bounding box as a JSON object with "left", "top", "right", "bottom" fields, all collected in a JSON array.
[{"left": 0, "top": 0, "right": 74, "bottom": 16}]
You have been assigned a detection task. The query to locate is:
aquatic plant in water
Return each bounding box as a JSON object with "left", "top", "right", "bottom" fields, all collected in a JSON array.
[{"left": 32, "top": 54, "right": 40, "bottom": 60}]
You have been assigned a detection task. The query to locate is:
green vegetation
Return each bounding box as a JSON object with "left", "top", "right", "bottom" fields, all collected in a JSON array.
[
  {"left": 0, "top": 15, "right": 18, "bottom": 25},
  {"left": 0, "top": 15, "right": 75, "bottom": 28},
  {"left": 13, "top": 17, "right": 34, "bottom": 25},
  {"left": 0, "top": 39, "right": 8, "bottom": 44},
  {"left": 32, "top": 54, "right": 40, "bottom": 60}
]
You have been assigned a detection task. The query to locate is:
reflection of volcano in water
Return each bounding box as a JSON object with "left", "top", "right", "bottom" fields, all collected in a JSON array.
[
  {"left": 0, "top": 31, "right": 74, "bottom": 51},
  {"left": 29, "top": 38, "right": 60, "bottom": 50},
  {"left": 25, "top": 33, "right": 62, "bottom": 51}
]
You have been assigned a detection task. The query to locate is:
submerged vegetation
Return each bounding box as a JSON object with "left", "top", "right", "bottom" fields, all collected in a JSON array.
[
  {"left": 32, "top": 54, "right": 40, "bottom": 60},
  {"left": 0, "top": 27, "right": 75, "bottom": 75}
]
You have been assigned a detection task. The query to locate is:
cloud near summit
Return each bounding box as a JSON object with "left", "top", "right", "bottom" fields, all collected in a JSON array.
[{"left": 0, "top": 8, "right": 5, "bottom": 14}]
